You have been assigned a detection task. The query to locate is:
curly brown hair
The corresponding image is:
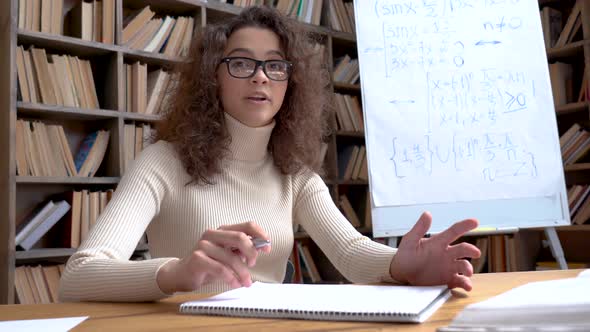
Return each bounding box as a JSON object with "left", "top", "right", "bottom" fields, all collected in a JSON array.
[{"left": 156, "top": 6, "right": 331, "bottom": 185}]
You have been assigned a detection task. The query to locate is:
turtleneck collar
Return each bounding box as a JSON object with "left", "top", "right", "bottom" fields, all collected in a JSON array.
[{"left": 224, "top": 112, "right": 275, "bottom": 162}]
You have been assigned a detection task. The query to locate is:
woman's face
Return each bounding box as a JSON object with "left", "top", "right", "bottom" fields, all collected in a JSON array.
[{"left": 217, "top": 27, "right": 289, "bottom": 127}]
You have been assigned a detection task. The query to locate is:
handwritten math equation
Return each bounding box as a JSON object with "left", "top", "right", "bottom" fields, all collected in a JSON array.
[
  {"left": 363, "top": 0, "right": 543, "bottom": 184},
  {"left": 390, "top": 132, "right": 538, "bottom": 182},
  {"left": 426, "top": 69, "right": 534, "bottom": 130}
]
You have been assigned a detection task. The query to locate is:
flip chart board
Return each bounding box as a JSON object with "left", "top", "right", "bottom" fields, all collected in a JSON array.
[{"left": 353, "top": 0, "right": 570, "bottom": 237}]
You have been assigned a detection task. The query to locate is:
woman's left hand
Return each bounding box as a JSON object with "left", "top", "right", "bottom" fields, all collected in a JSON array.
[{"left": 389, "top": 211, "right": 481, "bottom": 291}]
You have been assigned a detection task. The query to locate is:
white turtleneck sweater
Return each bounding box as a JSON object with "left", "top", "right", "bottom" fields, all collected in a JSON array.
[{"left": 59, "top": 114, "right": 397, "bottom": 302}]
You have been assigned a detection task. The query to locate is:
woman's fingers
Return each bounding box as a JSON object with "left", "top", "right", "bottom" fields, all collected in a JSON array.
[
  {"left": 201, "top": 229, "right": 260, "bottom": 267},
  {"left": 454, "top": 259, "right": 474, "bottom": 277},
  {"left": 402, "top": 212, "right": 433, "bottom": 247},
  {"left": 190, "top": 250, "right": 242, "bottom": 289},
  {"left": 449, "top": 274, "right": 473, "bottom": 291},
  {"left": 218, "top": 221, "right": 270, "bottom": 241},
  {"left": 447, "top": 242, "right": 481, "bottom": 260},
  {"left": 433, "top": 218, "right": 479, "bottom": 245},
  {"left": 197, "top": 240, "right": 253, "bottom": 287}
]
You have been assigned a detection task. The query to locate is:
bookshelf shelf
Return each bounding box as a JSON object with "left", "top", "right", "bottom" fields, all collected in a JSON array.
[
  {"left": 17, "top": 102, "right": 120, "bottom": 120},
  {"left": 124, "top": 0, "right": 202, "bottom": 12},
  {"left": 15, "top": 248, "right": 77, "bottom": 262},
  {"left": 16, "top": 177, "right": 121, "bottom": 185},
  {"left": 564, "top": 164, "right": 590, "bottom": 186},
  {"left": 331, "top": 30, "right": 356, "bottom": 43},
  {"left": 203, "top": 1, "right": 243, "bottom": 15},
  {"left": 122, "top": 48, "right": 187, "bottom": 68},
  {"left": 555, "top": 101, "right": 588, "bottom": 115},
  {"left": 17, "top": 30, "right": 117, "bottom": 56},
  {"left": 547, "top": 39, "right": 587, "bottom": 60},
  {"left": 336, "top": 130, "right": 365, "bottom": 138},
  {"left": 565, "top": 163, "right": 590, "bottom": 172},
  {"left": 17, "top": 30, "right": 188, "bottom": 69},
  {"left": 122, "top": 112, "right": 163, "bottom": 123},
  {"left": 333, "top": 82, "right": 361, "bottom": 92},
  {"left": 15, "top": 243, "right": 149, "bottom": 263},
  {"left": 337, "top": 180, "right": 368, "bottom": 186},
  {"left": 555, "top": 224, "right": 590, "bottom": 232},
  {"left": 539, "top": 0, "right": 564, "bottom": 6}
]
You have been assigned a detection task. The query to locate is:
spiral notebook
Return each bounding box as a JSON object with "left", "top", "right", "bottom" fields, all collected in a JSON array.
[{"left": 180, "top": 282, "right": 450, "bottom": 323}]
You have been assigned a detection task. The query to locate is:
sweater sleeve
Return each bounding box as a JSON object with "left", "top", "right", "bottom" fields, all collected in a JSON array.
[
  {"left": 293, "top": 172, "right": 400, "bottom": 284},
  {"left": 59, "top": 141, "right": 180, "bottom": 302}
]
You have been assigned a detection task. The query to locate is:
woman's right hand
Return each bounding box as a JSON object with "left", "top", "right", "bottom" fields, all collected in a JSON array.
[{"left": 156, "top": 221, "right": 271, "bottom": 294}]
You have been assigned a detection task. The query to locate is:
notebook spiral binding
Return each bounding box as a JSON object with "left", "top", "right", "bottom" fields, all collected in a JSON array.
[{"left": 180, "top": 304, "right": 416, "bottom": 321}]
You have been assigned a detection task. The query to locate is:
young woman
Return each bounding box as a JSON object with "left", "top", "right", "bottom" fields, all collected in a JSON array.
[{"left": 59, "top": 6, "right": 480, "bottom": 302}]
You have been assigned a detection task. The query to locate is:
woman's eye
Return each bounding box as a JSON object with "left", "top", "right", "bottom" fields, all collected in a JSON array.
[
  {"left": 268, "top": 63, "right": 281, "bottom": 71},
  {"left": 233, "top": 60, "right": 246, "bottom": 68}
]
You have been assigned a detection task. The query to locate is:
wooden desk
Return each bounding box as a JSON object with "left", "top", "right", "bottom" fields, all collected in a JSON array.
[{"left": 0, "top": 270, "right": 582, "bottom": 331}]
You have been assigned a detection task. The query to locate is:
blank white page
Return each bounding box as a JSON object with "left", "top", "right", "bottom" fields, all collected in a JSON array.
[{"left": 180, "top": 282, "right": 450, "bottom": 322}]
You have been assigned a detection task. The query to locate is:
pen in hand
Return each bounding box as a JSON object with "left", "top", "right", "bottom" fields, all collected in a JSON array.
[
  {"left": 230, "top": 237, "right": 271, "bottom": 266},
  {"left": 230, "top": 237, "right": 271, "bottom": 253},
  {"left": 251, "top": 237, "right": 271, "bottom": 249}
]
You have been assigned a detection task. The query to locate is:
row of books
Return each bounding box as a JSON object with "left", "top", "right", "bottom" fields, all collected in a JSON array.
[
  {"left": 471, "top": 235, "right": 519, "bottom": 274},
  {"left": 275, "top": 0, "right": 323, "bottom": 26},
  {"left": 15, "top": 120, "right": 109, "bottom": 177},
  {"left": 63, "top": 189, "right": 114, "bottom": 248},
  {"left": 124, "top": 63, "right": 173, "bottom": 115},
  {"left": 15, "top": 264, "right": 64, "bottom": 304},
  {"left": 326, "top": 0, "right": 355, "bottom": 33},
  {"left": 539, "top": 0, "right": 582, "bottom": 49},
  {"left": 559, "top": 123, "right": 590, "bottom": 165},
  {"left": 338, "top": 192, "right": 371, "bottom": 229},
  {"left": 333, "top": 54, "right": 359, "bottom": 84},
  {"left": 16, "top": 189, "right": 114, "bottom": 251},
  {"left": 334, "top": 93, "right": 363, "bottom": 132},
  {"left": 338, "top": 144, "right": 368, "bottom": 181},
  {"left": 17, "top": 0, "right": 65, "bottom": 35},
  {"left": 122, "top": 6, "right": 195, "bottom": 57},
  {"left": 578, "top": 72, "right": 590, "bottom": 103},
  {"left": 68, "top": 0, "right": 116, "bottom": 44},
  {"left": 217, "top": 0, "right": 323, "bottom": 26},
  {"left": 123, "top": 123, "right": 155, "bottom": 172},
  {"left": 289, "top": 241, "right": 322, "bottom": 283},
  {"left": 16, "top": 46, "right": 100, "bottom": 109},
  {"left": 549, "top": 61, "right": 575, "bottom": 107},
  {"left": 15, "top": 200, "right": 70, "bottom": 251},
  {"left": 567, "top": 184, "right": 590, "bottom": 225}
]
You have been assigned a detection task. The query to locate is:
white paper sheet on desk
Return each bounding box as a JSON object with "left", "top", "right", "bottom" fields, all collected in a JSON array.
[
  {"left": 578, "top": 269, "right": 590, "bottom": 278},
  {"left": 180, "top": 282, "right": 450, "bottom": 322},
  {"left": 441, "top": 277, "right": 590, "bottom": 330},
  {"left": 0, "top": 316, "right": 87, "bottom": 332}
]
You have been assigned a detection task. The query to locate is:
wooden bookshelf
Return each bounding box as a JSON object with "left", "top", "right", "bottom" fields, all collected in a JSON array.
[
  {"left": 15, "top": 176, "right": 121, "bottom": 185},
  {"left": 547, "top": 39, "right": 587, "bottom": 60},
  {"left": 543, "top": 0, "right": 590, "bottom": 272},
  {"left": 332, "top": 82, "right": 360, "bottom": 91},
  {"left": 555, "top": 101, "right": 589, "bottom": 115},
  {"left": 336, "top": 130, "right": 365, "bottom": 138},
  {"left": 0, "top": 0, "right": 372, "bottom": 303},
  {"left": 17, "top": 102, "right": 120, "bottom": 119},
  {"left": 15, "top": 243, "right": 149, "bottom": 264}
]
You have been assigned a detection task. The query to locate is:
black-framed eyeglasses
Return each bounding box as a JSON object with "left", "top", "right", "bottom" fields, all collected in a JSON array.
[{"left": 220, "top": 57, "right": 292, "bottom": 81}]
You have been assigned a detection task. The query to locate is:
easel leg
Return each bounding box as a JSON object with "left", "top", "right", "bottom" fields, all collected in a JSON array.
[
  {"left": 544, "top": 227, "right": 568, "bottom": 270},
  {"left": 386, "top": 237, "right": 398, "bottom": 248}
]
